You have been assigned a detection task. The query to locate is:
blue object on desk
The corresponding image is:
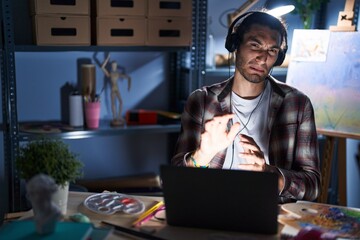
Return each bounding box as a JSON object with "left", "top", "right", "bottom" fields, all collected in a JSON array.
[
  {"left": 69, "top": 213, "right": 91, "bottom": 223},
  {"left": 0, "top": 220, "right": 93, "bottom": 239}
]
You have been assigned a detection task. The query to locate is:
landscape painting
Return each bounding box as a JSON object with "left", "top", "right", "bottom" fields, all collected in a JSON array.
[{"left": 286, "top": 29, "right": 360, "bottom": 137}]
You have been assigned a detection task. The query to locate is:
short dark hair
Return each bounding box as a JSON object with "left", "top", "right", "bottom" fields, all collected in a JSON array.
[{"left": 233, "top": 11, "right": 288, "bottom": 52}]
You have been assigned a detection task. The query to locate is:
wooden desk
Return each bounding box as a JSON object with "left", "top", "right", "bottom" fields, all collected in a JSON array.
[
  {"left": 8, "top": 191, "right": 359, "bottom": 239},
  {"left": 66, "top": 191, "right": 281, "bottom": 240}
]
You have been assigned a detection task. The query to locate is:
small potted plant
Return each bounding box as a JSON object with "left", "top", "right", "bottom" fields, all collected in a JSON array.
[
  {"left": 16, "top": 137, "right": 84, "bottom": 214},
  {"left": 291, "top": 0, "right": 330, "bottom": 29}
]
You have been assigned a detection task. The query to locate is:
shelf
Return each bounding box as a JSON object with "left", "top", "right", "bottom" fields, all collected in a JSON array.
[
  {"left": 15, "top": 45, "right": 190, "bottom": 52},
  {"left": 18, "top": 120, "right": 181, "bottom": 141},
  {"left": 2, "top": 0, "right": 205, "bottom": 213},
  {"left": 205, "top": 67, "right": 288, "bottom": 78}
]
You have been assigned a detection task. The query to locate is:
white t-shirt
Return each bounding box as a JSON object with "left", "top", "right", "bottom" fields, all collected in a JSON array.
[{"left": 223, "top": 82, "right": 271, "bottom": 169}]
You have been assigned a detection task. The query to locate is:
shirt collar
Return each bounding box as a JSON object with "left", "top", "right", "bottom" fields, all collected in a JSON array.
[
  {"left": 217, "top": 75, "right": 287, "bottom": 102},
  {"left": 218, "top": 77, "right": 234, "bottom": 101}
]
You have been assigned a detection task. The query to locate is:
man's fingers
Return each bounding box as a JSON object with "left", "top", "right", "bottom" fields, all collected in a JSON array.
[
  {"left": 238, "top": 164, "right": 262, "bottom": 172},
  {"left": 241, "top": 141, "right": 258, "bottom": 152},
  {"left": 239, "top": 152, "right": 258, "bottom": 163},
  {"left": 212, "top": 114, "right": 235, "bottom": 126},
  {"left": 205, "top": 114, "right": 236, "bottom": 132},
  {"left": 227, "top": 122, "right": 240, "bottom": 141}
]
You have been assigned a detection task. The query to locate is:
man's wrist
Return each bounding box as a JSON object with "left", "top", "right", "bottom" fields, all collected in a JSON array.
[
  {"left": 192, "top": 150, "right": 213, "bottom": 167},
  {"left": 190, "top": 154, "right": 209, "bottom": 168}
]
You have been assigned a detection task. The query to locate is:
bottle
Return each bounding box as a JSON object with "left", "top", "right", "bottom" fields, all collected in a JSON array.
[{"left": 69, "top": 91, "right": 84, "bottom": 127}]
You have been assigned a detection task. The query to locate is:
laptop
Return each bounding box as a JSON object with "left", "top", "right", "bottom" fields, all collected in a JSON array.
[{"left": 160, "top": 165, "right": 279, "bottom": 234}]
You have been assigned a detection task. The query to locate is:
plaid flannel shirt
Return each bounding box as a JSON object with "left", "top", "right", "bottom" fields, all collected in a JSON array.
[{"left": 171, "top": 76, "right": 321, "bottom": 202}]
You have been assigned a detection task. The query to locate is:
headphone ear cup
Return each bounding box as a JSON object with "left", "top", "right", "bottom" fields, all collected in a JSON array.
[
  {"left": 274, "top": 50, "right": 285, "bottom": 66},
  {"left": 274, "top": 32, "right": 288, "bottom": 66},
  {"left": 225, "top": 33, "right": 238, "bottom": 52}
]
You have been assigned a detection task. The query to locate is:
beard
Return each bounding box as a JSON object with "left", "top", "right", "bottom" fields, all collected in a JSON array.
[{"left": 236, "top": 57, "right": 269, "bottom": 84}]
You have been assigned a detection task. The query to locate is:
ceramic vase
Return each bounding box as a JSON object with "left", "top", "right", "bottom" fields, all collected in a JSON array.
[{"left": 52, "top": 182, "right": 69, "bottom": 215}]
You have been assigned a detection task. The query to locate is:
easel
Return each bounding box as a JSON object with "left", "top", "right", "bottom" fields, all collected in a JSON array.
[
  {"left": 329, "top": 0, "right": 356, "bottom": 31},
  {"left": 318, "top": 0, "right": 358, "bottom": 206},
  {"left": 317, "top": 129, "right": 349, "bottom": 205}
]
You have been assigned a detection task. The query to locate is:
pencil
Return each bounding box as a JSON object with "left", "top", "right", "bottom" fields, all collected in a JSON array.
[
  {"left": 135, "top": 205, "right": 165, "bottom": 226},
  {"left": 132, "top": 201, "right": 164, "bottom": 226}
]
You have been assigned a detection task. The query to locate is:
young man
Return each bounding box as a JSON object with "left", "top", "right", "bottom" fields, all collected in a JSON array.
[{"left": 171, "top": 11, "right": 320, "bottom": 203}]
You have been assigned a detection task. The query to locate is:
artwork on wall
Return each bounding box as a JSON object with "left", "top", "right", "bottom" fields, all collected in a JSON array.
[{"left": 286, "top": 29, "right": 360, "bottom": 138}]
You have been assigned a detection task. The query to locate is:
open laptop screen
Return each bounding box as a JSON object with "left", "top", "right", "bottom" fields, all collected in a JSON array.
[{"left": 160, "top": 165, "right": 279, "bottom": 234}]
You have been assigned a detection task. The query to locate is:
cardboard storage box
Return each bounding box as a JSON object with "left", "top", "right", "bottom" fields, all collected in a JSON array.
[
  {"left": 34, "top": 14, "right": 91, "bottom": 45},
  {"left": 96, "top": 0, "right": 147, "bottom": 16},
  {"left": 96, "top": 16, "right": 146, "bottom": 45},
  {"left": 147, "top": 17, "right": 192, "bottom": 46},
  {"left": 30, "top": 0, "right": 90, "bottom": 15},
  {"left": 148, "top": 0, "right": 192, "bottom": 17}
]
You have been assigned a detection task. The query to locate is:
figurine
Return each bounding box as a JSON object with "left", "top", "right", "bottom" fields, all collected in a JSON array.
[
  {"left": 26, "top": 174, "right": 62, "bottom": 235},
  {"left": 100, "top": 54, "right": 131, "bottom": 126}
]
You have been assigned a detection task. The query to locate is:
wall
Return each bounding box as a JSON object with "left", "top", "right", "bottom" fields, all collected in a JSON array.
[
  {"left": 14, "top": 51, "right": 174, "bottom": 179},
  {"left": 346, "top": 139, "right": 360, "bottom": 207},
  {"left": 15, "top": 52, "right": 170, "bottom": 121},
  {"left": 1, "top": 0, "right": 179, "bottom": 183}
]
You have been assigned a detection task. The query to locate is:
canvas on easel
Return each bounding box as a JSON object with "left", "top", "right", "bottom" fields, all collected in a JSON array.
[
  {"left": 287, "top": 30, "right": 360, "bottom": 136},
  {"left": 286, "top": 29, "right": 360, "bottom": 205}
]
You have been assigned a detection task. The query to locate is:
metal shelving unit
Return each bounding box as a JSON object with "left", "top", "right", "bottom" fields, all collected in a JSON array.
[
  {"left": 15, "top": 45, "right": 190, "bottom": 52},
  {"left": 19, "top": 122, "right": 181, "bottom": 141},
  {"left": 1, "top": 0, "right": 21, "bottom": 213},
  {"left": 205, "top": 67, "right": 288, "bottom": 79},
  {"left": 1, "top": 0, "right": 207, "bottom": 213}
]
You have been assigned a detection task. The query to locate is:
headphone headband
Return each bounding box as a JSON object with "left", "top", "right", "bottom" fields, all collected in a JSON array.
[{"left": 226, "top": 11, "right": 256, "bottom": 43}]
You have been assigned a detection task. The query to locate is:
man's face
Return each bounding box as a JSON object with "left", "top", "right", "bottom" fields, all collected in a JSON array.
[{"left": 235, "top": 24, "right": 281, "bottom": 83}]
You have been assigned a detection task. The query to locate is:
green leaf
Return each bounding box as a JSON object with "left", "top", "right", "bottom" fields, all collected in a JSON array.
[{"left": 16, "top": 137, "right": 83, "bottom": 187}]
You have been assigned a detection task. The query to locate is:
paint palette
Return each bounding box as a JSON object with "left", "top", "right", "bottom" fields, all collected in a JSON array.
[
  {"left": 83, "top": 193, "right": 145, "bottom": 215},
  {"left": 279, "top": 201, "right": 360, "bottom": 238}
]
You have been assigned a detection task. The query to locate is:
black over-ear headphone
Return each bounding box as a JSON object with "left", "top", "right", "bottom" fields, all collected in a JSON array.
[{"left": 225, "top": 11, "right": 288, "bottom": 67}]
